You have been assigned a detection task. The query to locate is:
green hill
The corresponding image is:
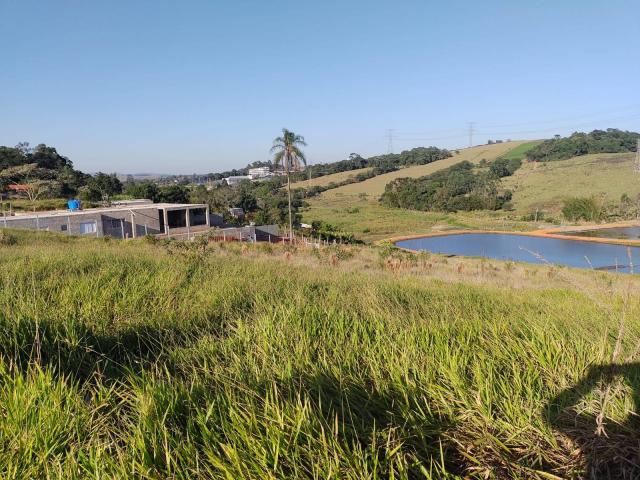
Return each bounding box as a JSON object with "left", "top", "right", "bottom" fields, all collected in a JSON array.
[
  {"left": 302, "top": 134, "right": 640, "bottom": 240},
  {"left": 503, "top": 152, "right": 640, "bottom": 214},
  {"left": 302, "top": 142, "right": 538, "bottom": 240}
]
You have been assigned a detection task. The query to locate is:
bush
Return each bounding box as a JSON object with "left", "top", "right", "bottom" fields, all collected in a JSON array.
[
  {"left": 0, "top": 231, "right": 16, "bottom": 246},
  {"left": 562, "top": 197, "right": 603, "bottom": 222},
  {"left": 520, "top": 211, "right": 546, "bottom": 222}
]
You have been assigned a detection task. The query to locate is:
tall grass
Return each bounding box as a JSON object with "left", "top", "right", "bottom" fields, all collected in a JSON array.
[{"left": 0, "top": 230, "right": 638, "bottom": 478}]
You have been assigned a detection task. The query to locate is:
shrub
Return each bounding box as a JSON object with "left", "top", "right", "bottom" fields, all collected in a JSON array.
[
  {"left": 562, "top": 197, "right": 603, "bottom": 222},
  {"left": 0, "top": 231, "right": 16, "bottom": 246}
]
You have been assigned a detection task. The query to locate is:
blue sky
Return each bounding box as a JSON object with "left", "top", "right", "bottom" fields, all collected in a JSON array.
[{"left": 1, "top": 0, "right": 639, "bottom": 174}]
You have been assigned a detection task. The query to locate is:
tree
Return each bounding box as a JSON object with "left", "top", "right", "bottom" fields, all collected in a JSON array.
[
  {"left": 233, "top": 181, "right": 258, "bottom": 212},
  {"left": 83, "top": 173, "right": 123, "bottom": 203},
  {"left": 22, "top": 180, "right": 59, "bottom": 209},
  {"left": 158, "top": 185, "right": 189, "bottom": 203},
  {"left": 270, "top": 128, "right": 307, "bottom": 240},
  {"left": 124, "top": 181, "right": 160, "bottom": 202}
]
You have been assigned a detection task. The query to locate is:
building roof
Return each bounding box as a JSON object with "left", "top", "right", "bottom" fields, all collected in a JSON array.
[
  {"left": 7, "top": 184, "right": 30, "bottom": 192},
  {"left": 3, "top": 202, "right": 208, "bottom": 221}
]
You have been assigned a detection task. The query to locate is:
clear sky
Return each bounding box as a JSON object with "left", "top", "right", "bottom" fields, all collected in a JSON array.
[{"left": 1, "top": 0, "right": 639, "bottom": 174}]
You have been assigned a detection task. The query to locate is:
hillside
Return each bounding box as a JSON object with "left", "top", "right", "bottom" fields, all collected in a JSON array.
[
  {"left": 503, "top": 152, "right": 640, "bottom": 214},
  {"left": 1, "top": 229, "right": 638, "bottom": 478},
  {"left": 302, "top": 141, "right": 536, "bottom": 240},
  {"left": 318, "top": 141, "right": 530, "bottom": 200}
]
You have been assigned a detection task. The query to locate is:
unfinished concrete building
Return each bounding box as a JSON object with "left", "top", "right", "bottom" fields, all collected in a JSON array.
[{"left": 1, "top": 201, "right": 210, "bottom": 238}]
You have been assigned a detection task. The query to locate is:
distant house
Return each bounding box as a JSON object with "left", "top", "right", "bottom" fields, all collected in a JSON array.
[
  {"left": 224, "top": 176, "right": 251, "bottom": 186},
  {"left": 228, "top": 207, "right": 245, "bottom": 219},
  {"left": 7, "top": 184, "right": 30, "bottom": 193},
  {"left": 248, "top": 166, "right": 271, "bottom": 179}
]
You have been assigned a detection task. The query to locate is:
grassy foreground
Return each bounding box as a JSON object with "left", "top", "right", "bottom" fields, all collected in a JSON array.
[{"left": 1, "top": 230, "right": 640, "bottom": 478}]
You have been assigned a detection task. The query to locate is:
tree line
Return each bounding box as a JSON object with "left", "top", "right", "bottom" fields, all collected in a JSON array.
[
  {"left": 290, "top": 146, "right": 452, "bottom": 182},
  {"left": 526, "top": 129, "right": 639, "bottom": 162}
]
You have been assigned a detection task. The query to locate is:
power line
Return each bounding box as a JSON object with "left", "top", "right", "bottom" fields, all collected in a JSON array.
[
  {"left": 480, "top": 104, "right": 640, "bottom": 129},
  {"left": 385, "top": 129, "right": 395, "bottom": 154},
  {"left": 389, "top": 105, "right": 640, "bottom": 139},
  {"left": 467, "top": 122, "right": 475, "bottom": 148},
  {"left": 476, "top": 112, "right": 640, "bottom": 137}
]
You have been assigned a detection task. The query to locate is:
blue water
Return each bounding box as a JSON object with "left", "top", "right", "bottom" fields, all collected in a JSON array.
[{"left": 396, "top": 233, "right": 640, "bottom": 273}]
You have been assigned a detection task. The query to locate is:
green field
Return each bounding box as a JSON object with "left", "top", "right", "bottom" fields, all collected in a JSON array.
[
  {"left": 503, "top": 152, "right": 640, "bottom": 214},
  {"left": 497, "top": 141, "right": 542, "bottom": 161},
  {"left": 1, "top": 229, "right": 639, "bottom": 478}
]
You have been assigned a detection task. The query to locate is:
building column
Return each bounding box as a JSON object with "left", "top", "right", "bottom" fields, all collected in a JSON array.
[
  {"left": 130, "top": 211, "right": 136, "bottom": 238},
  {"left": 205, "top": 206, "right": 210, "bottom": 227},
  {"left": 185, "top": 208, "right": 191, "bottom": 239},
  {"left": 163, "top": 208, "right": 169, "bottom": 236}
]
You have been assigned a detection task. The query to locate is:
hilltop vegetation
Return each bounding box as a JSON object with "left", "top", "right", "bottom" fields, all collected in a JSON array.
[
  {"left": 1, "top": 230, "right": 639, "bottom": 478},
  {"left": 292, "top": 146, "right": 452, "bottom": 182},
  {"left": 526, "top": 128, "right": 639, "bottom": 162}
]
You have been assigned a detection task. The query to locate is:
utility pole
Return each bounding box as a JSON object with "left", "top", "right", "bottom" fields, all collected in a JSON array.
[
  {"left": 467, "top": 122, "right": 475, "bottom": 148},
  {"left": 634, "top": 138, "right": 640, "bottom": 173},
  {"left": 386, "top": 129, "right": 395, "bottom": 154}
]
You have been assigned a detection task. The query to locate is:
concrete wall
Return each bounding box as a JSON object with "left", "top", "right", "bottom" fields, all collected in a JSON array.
[
  {"left": 101, "top": 208, "right": 163, "bottom": 237},
  {"left": 215, "top": 225, "right": 280, "bottom": 241},
  {"left": 1, "top": 207, "right": 164, "bottom": 238}
]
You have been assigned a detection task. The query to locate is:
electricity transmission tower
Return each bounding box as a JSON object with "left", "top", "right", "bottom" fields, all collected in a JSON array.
[
  {"left": 635, "top": 138, "right": 640, "bottom": 173},
  {"left": 386, "top": 129, "right": 395, "bottom": 154},
  {"left": 467, "top": 122, "right": 475, "bottom": 148}
]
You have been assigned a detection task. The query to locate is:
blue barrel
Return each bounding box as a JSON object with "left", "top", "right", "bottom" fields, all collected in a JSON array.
[{"left": 67, "top": 199, "right": 81, "bottom": 211}]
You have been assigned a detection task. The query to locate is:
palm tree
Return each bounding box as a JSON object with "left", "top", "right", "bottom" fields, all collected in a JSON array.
[{"left": 270, "top": 129, "right": 307, "bottom": 241}]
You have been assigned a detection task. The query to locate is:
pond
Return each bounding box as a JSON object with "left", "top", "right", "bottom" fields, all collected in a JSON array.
[
  {"left": 396, "top": 233, "right": 640, "bottom": 273},
  {"left": 560, "top": 226, "right": 640, "bottom": 240}
]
